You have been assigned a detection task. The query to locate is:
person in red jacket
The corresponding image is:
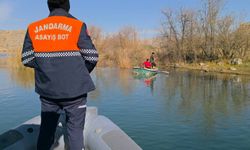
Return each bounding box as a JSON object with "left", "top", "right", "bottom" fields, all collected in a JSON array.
[
  {"left": 21, "top": 0, "right": 98, "bottom": 150},
  {"left": 143, "top": 59, "right": 152, "bottom": 69}
]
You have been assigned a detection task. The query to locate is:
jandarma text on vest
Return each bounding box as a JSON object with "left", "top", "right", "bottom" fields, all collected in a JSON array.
[
  {"left": 34, "top": 23, "right": 72, "bottom": 33},
  {"left": 33, "top": 23, "right": 72, "bottom": 41}
]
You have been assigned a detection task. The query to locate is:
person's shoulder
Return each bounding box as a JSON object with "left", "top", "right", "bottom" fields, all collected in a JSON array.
[
  {"left": 67, "top": 14, "right": 84, "bottom": 23},
  {"left": 67, "top": 13, "right": 77, "bottom": 19},
  {"left": 68, "top": 14, "right": 88, "bottom": 26},
  {"left": 65, "top": 14, "right": 85, "bottom": 28}
]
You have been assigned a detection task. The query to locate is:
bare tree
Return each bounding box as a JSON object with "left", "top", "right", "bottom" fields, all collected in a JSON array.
[
  {"left": 217, "top": 15, "right": 235, "bottom": 58},
  {"left": 234, "top": 23, "right": 250, "bottom": 59},
  {"left": 161, "top": 8, "right": 199, "bottom": 62},
  {"left": 199, "top": 0, "right": 224, "bottom": 60}
]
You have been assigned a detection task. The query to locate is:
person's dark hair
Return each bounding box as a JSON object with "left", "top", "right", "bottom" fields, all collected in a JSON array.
[
  {"left": 47, "top": 0, "right": 70, "bottom": 12},
  {"left": 146, "top": 59, "right": 149, "bottom": 61},
  {"left": 152, "top": 52, "right": 155, "bottom": 55}
]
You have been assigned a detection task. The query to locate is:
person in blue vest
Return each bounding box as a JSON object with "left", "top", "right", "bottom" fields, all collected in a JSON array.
[{"left": 21, "top": 0, "right": 98, "bottom": 149}]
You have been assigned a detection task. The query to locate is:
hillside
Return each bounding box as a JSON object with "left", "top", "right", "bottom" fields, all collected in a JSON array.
[{"left": 0, "top": 30, "right": 26, "bottom": 52}]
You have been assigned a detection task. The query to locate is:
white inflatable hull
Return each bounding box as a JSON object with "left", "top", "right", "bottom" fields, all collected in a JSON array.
[{"left": 0, "top": 107, "right": 142, "bottom": 150}]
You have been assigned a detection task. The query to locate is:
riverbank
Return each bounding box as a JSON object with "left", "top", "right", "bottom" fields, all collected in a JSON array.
[
  {"left": 162, "top": 61, "right": 250, "bottom": 76},
  {"left": 2, "top": 56, "right": 250, "bottom": 76}
]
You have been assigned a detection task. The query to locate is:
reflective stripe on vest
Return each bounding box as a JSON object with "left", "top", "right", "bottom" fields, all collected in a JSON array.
[{"left": 28, "top": 16, "right": 83, "bottom": 52}]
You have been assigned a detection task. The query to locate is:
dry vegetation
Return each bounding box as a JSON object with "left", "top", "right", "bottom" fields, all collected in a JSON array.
[
  {"left": 0, "top": 0, "right": 250, "bottom": 74},
  {"left": 89, "top": 26, "right": 154, "bottom": 68},
  {"left": 157, "top": 0, "right": 250, "bottom": 64}
]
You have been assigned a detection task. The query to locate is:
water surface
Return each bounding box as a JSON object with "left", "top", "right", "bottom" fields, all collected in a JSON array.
[{"left": 0, "top": 68, "right": 250, "bottom": 150}]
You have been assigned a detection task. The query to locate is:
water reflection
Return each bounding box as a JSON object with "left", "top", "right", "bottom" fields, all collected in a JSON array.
[
  {"left": 9, "top": 67, "right": 34, "bottom": 88},
  {"left": 5, "top": 66, "right": 250, "bottom": 113},
  {"left": 132, "top": 72, "right": 157, "bottom": 94},
  {"left": 1, "top": 55, "right": 34, "bottom": 88},
  {"left": 2, "top": 59, "right": 250, "bottom": 127},
  {"left": 89, "top": 68, "right": 135, "bottom": 99},
  {"left": 160, "top": 70, "right": 250, "bottom": 134},
  {"left": 1, "top": 67, "right": 250, "bottom": 150}
]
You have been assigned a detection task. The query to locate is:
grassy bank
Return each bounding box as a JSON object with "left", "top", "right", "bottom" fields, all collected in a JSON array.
[{"left": 163, "top": 61, "right": 250, "bottom": 76}]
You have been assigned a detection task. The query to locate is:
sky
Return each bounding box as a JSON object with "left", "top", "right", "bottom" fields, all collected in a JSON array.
[{"left": 0, "top": 0, "right": 250, "bottom": 37}]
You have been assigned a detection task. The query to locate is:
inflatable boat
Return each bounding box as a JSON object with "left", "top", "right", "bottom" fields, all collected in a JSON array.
[{"left": 0, "top": 107, "right": 142, "bottom": 150}]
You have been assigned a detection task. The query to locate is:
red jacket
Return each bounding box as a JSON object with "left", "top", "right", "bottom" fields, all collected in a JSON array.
[{"left": 143, "top": 61, "right": 151, "bottom": 68}]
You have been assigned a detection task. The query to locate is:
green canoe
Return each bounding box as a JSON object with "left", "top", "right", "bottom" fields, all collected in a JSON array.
[{"left": 133, "top": 67, "right": 158, "bottom": 77}]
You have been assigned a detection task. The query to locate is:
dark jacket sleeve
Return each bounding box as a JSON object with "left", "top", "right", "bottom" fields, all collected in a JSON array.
[
  {"left": 21, "top": 30, "right": 36, "bottom": 68},
  {"left": 77, "top": 23, "right": 98, "bottom": 73}
]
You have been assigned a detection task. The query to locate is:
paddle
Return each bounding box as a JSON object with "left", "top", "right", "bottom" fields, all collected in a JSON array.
[{"left": 157, "top": 70, "right": 169, "bottom": 74}]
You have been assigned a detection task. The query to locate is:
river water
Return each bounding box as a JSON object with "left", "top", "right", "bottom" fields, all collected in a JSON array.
[{"left": 0, "top": 67, "right": 250, "bottom": 150}]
